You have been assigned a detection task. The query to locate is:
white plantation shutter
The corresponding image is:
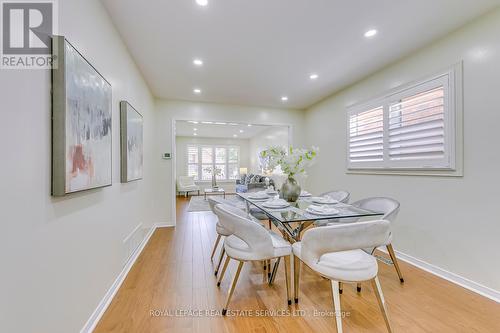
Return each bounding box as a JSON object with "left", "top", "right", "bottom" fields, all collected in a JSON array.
[
  {"left": 349, "top": 106, "right": 384, "bottom": 165},
  {"left": 388, "top": 86, "right": 445, "bottom": 162},
  {"left": 187, "top": 145, "right": 199, "bottom": 180},
  {"left": 186, "top": 144, "right": 240, "bottom": 180},
  {"left": 347, "top": 70, "right": 456, "bottom": 171}
]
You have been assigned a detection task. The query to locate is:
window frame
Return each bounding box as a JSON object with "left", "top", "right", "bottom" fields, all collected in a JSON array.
[
  {"left": 346, "top": 65, "right": 462, "bottom": 176},
  {"left": 186, "top": 144, "right": 240, "bottom": 181}
]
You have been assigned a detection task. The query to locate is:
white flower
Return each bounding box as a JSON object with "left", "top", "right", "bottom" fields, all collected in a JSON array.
[{"left": 260, "top": 145, "right": 318, "bottom": 178}]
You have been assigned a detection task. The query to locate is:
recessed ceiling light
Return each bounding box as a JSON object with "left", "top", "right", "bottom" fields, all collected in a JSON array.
[
  {"left": 239, "top": 129, "right": 244, "bottom": 133},
  {"left": 364, "top": 29, "right": 378, "bottom": 38},
  {"left": 233, "top": 134, "right": 237, "bottom": 138},
  {"left": 247, "top": 124, "right": 252, "bottom": 127},
  {"left": 193, "top": 88, "right": 202, "bottom": 94},
  {"left": 281, "top": 96, "right": 288, "bottom": 102},
  {"left": 193, "top": 58, "right": 203, "bottom": 66},
  {"left": 193, "top": 128, "right": 197, "bottom": 131},
  {"left": 228, "top": 123, "right": 238, "bottom": 126},
  {"left": 201, "top": 121, "right": 213, "bottom": 124},
  {"left": 195, "top": 0, "right": 208, "bottom": 6},
  {"left": 309, "top": 73, "right": 319, "bottom": 80},
  {"left": 193, "top": 133, "right": 198, "bottom": 136}
]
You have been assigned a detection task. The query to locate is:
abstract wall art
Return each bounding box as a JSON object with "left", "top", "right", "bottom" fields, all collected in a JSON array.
[
  {"left": 120, "top": 101, "right": 143, "bottom": 183},
  {"left": 52, "top": 36, "right": 112, "bottom": 196}
]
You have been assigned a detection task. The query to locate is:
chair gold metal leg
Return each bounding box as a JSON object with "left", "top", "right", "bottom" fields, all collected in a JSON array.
[
  {"left": 284, "top": 255, "right": 292, "bottom": 305},
  {"left": 339, "top": 281, "right": 343, "bottom": 294},
  {"left": 356, "top": 283, "right": 362, "bottom": 293},
  {"left": 293, "top": 255, "right": 300, "bottom": 303},
  {"left": 270, "top": 257, "right": 281, "bottom": 285},
  {"left": 386, "top": 244, "right": 404, "bottom": 283},
  {"left": 331, "top": 280, "right": 343, "bottom": 333},
  {"left": 210, "top": 234, "right": 222, "bottom": 261},
  {"left": 222, "top": 261, "right": 244, "bottom": 316},
  {"left": 217, "top": 256, "right": 231, "bottom": 287},
  {"left": 267, "top": 259, "right": 272, "bottom": 279},
  {"left": 268, "top": 220, "right": 272, "bottom": 229},
  {"left": 214, "top": 247, "right": 225, "bottom": 276},
  {"left": 371, "top": 277, "right": 393, "bottom": 333}
]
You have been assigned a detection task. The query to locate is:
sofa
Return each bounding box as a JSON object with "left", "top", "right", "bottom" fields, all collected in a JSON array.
[{"left": 235, "top": 174, "right": 274, "bottom": 193}]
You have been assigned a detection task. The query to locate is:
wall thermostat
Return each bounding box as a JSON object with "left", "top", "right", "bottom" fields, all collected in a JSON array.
[{"left": 162, "top": 153, "right": 172, "bottom": 160}]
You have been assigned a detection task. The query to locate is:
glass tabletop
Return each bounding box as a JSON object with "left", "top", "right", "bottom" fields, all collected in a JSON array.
[
  {"left": 237, "top": 192, "right": 383, "bottom": 223},
  {"left": 204, "top": 188, "right": 225, "bottom": 193}
]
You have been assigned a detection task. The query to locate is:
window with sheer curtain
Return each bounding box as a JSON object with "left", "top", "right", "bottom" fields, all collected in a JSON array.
[
  {"left": 348, "top": 69, "right": 458, "bottom": 171},
  {"left": 187, "top": 145, "right": 240, "bottom": 181}
]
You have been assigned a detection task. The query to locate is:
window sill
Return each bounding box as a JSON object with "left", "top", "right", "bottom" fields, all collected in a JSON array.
[{"left": 346, "top": 168, "right": 463, "bottom": 177}]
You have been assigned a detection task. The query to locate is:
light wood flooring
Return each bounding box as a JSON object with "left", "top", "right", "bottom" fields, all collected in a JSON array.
[{"left": 94, "top": 196, "right": 500, "bottom": 333}]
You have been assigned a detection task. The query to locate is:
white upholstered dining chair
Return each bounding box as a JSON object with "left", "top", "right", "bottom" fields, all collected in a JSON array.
[
  {"left": 208, "top": 197, "right": 234, "bottom": 276},
  {"left": 293, "top": 220, "right": 393, "bottom": 333},
  {"left": 349, "top": 197, "right": 404, "bottom": 284},
  {"left": 213, "top": 204, "right": 292, "bottom": 315},
  {"left": 319, "top": 190, "right": 350, "bottom": 203}
]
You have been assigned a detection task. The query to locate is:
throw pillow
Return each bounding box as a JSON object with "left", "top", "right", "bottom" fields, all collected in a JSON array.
[
  {"left": 250, "top": 175, "right": 261, "bottom": 183},
  {"left": 245, "top": 174, "right": 254, "bottom": 185}
]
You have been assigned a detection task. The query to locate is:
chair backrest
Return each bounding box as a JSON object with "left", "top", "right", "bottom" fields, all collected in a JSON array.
[
  {"left": 213, "top": 204, "right": 274, "bottom": 257},
  {"left": 320, "top": 190, "right": 350, "bottom": 203},
  {"left": 301, "top": 220, "right": 390, "bottom": 264},
  {"left": 208, "top": 196, "right": 235, "bottom": 213},
  {"left": 177, "top": 176, "right": 195, "bottom": 187},
  {"left": 352, "top": 197, "right": 400, "bottom": 222}
]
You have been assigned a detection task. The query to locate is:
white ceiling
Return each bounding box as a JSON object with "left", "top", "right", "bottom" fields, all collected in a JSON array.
[
  {"left": 103, "top": 0, "right": 500, "bottom": 109},
  {"left": 175, "top": 120, "right": 277, "bottom": 139}
]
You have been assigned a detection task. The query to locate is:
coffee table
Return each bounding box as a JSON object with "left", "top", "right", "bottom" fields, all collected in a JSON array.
[{"left": 204, "top": 188, "right": 225, "bottom": 200}]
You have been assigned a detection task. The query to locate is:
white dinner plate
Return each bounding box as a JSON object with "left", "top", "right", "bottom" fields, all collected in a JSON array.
[
  {"left": 248, "top": 196, "right": 269, "bottom": 200},
  {"left": 306, "top": 206, "right": 339, "bottom": 216},
  {"left": 263, "top": 203, "right": 290, "bottom": 209},
  {"left": 311, "top": 197, "right": 339, "bottom": 205}
]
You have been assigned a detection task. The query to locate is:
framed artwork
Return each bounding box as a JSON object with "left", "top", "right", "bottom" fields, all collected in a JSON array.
[
  {"left": 120, "top": 101, "right": 143, "bottom": 183},
  {"left": 52, "top": 36, "right": 112, "bottom": 196}
]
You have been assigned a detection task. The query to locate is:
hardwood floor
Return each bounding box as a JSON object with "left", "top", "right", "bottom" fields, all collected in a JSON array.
[{"left": 94, "top": 196, "right": 500, "bottom": 333}]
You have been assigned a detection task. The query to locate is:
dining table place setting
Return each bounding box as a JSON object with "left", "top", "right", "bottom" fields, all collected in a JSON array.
[
  {"left": 305, "top": 204, "right": 340, "bottom": 216},
  {"left": 247, "top": 191, "right": 274, "bottom": 200},
  {"left": 309, "top": 196, "right": 339, "bottom": 205},
  {"left": 261, "top": 198, "right": 290, "bottom": 209}
]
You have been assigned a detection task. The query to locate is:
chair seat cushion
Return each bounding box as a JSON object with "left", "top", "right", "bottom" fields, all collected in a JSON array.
[{"left": 292, "top": 243, "right": 377, "bottom": 282}]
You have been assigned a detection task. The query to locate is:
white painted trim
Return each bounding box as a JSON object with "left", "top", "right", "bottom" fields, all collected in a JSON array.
[
  {"left": 378, "top": 247, "right": 500, "bottom": 303},
  {"left": 80, "top": 224, "right": 174, "bottom": 333}
]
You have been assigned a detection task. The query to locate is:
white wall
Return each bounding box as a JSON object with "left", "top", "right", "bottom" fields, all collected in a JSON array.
[
  {"left": 175, "top": 136, "right": 251, "bottom": 192},
  {"left": 248, "top": 126, "right": 290, "bottom": 173},
  {"left": 305, "top": 9, "right": 500, "bottom": 293},
  {"left": 155, "top": 99, "right": 306, "bottom": 223},
  {"left": 0, "top": 0, "right": 163, "bottom": 332}
]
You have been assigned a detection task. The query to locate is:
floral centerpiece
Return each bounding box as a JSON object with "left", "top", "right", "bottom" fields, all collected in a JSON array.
[
  {"left": 203, "top": 166, "right": 222, "bottom": 188},
  {"left": 260, "top": 146, "right": 318, "bottom": 202}
]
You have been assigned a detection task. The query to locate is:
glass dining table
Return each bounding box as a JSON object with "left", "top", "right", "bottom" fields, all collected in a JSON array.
[
  {"left": 237, "top": 192, "right": 384, "bottom": 242},
  {"left": 237, "top": 192, "right": 384, "bottom": 284}
]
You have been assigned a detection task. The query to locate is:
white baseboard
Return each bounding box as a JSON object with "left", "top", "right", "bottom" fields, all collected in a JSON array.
[
  {"left": 378, "top": 247, "right": 500, "bottom": 303},
  {"left": 80, "top": 223, "right": 174, "bottom": 333}
]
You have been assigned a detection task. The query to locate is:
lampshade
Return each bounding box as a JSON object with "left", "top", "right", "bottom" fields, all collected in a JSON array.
[{"left": 239, "top": 167, "right": 248, "bottom": 175}]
